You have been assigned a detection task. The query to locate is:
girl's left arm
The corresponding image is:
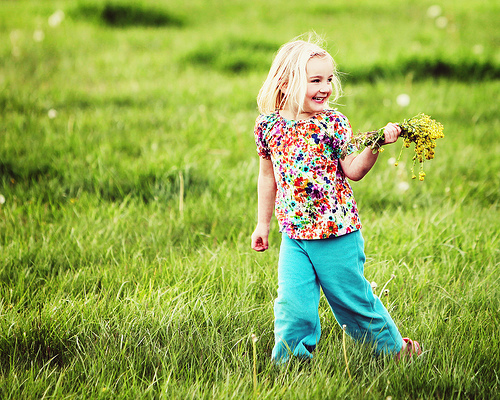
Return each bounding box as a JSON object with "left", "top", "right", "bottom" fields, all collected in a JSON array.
[{"left": 340, "top": 123, "right": 400, "bottom": 181}]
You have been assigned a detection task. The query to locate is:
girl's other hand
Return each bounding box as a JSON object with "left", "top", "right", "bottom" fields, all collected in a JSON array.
[
  {"left": 382, "top": 123, "right": 401, "bottom": 144},
  {"left": 251, "top": 224, "right": 270, "bottom": 251}
]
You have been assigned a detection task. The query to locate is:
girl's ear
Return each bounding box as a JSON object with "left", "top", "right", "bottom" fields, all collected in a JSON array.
[{"left": 279, "top": 80, "right": 288, "bottom": 95}]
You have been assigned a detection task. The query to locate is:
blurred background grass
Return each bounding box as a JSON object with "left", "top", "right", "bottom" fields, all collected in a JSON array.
[
  {"left": 0, "top": 0, "right": 499, "bottom": 398},
  {"left": 2, "top": 0, "right": 498, "bottom": 206}
]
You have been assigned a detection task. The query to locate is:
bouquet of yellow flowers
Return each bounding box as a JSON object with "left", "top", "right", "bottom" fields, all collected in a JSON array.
[{"left": 342, "top": 113, "right": 444, "bottom": 180}]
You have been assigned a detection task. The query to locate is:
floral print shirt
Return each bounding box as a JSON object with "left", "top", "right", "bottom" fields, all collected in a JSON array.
[{"left": 254, "top": 109, "right": 362, "bottom": 240}]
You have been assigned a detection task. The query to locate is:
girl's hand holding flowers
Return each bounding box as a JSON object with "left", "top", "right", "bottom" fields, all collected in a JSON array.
[
  {"left": 342, "top": 113, "right": 444, "bottom": 181},
  {"left": 382, "top": 123, "right": 401, "bottom": 145}
]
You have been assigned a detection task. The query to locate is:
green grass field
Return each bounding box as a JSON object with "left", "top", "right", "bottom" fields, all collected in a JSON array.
[{"left": 1, "top": 0, "right": 499, "bottom": 398}]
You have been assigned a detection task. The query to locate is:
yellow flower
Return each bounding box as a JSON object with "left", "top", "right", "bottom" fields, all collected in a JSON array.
[{"left": 343, "top": 113, "right": 444, "bottom": 181}]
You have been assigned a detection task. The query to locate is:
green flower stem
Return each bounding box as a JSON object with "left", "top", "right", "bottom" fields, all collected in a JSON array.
[{"left": 342, "top": 113, "right": 444, "bottom": 181}]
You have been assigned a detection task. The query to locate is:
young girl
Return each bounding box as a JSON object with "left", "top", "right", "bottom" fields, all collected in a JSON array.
[{"left": 251, "top": 36, "right": 421, "bottom": 364}]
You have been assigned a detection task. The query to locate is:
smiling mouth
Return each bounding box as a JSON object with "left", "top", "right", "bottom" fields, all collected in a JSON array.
[{"left": 313, "top": 97, "right": 327, "bottom": 102}]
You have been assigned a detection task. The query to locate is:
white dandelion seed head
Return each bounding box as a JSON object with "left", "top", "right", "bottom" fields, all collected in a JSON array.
[
  {"left": 48, "top": 10, "right": 65, "bottom": 27},
  {"left": 435, "top": 16, "right": 448, "bottom": 29},
  {"left": 396, "top": 94, "right": 410, "bottom": 107},
  {"left": 371, "top": 282, "right": 378, "bottom": 289},
  {"left": 388, "top": 157, "right": 396, "bottom": 165},
  {"left": 48, "top": 109, "right": 58, "bottom": 119},
  {"left": 473, "top": 44, "right": 484, "bottom": 55},
  {"left": 33, "top": 29, "right": 45, "bottom": 42},
  {"left": 251, "top": 334, "right": 258, "bottom": 343},
  {"left": 0, "top": 194, "right": 5, "bottom": 204},
  {"left": 427, "top": 5, "right": 442, "bottom": 19},
  {"left": 397, "top": 181, "right": 410, "bottom": 192},
  {"left": 10, "top": 29, "right": 22, "bottom": 42}
]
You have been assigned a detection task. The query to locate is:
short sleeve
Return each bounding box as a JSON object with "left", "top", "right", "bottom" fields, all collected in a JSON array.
[
  {"left": 328, "top": 111, "right": 356, "bottom": 159},
  {"left": 254, "top": 115, "right": 272, "bottom": 160}
]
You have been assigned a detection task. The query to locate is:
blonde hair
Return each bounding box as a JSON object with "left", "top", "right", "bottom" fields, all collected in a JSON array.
[{"left": 257, "top": 34, "right": 342, "bottom": 117}]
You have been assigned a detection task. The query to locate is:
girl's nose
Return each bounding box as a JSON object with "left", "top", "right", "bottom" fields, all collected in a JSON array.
[{"left": 320, "top": 83, "right": 331, "bottom": 93}]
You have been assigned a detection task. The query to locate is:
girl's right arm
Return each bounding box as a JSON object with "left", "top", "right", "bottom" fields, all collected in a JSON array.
[
  {"left": 251, "top": 158, "right": 277, "bottom": 252},
  {"left": 340, "top": 123, "right": 401, "bottom": 181}
]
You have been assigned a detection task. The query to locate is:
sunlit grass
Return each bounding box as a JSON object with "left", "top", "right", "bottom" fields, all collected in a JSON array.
[{"left": 0, "top": 0, "right": 499, "bottom": 398}]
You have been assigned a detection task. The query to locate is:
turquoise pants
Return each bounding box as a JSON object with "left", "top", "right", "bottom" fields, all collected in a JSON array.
[{"left": 272, "top": 230, "right": 403, "bottom": 363}]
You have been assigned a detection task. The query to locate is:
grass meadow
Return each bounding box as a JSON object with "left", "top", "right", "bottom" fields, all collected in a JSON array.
[{"left": 1, "top": 0, "right": 499, "bottom": 398}]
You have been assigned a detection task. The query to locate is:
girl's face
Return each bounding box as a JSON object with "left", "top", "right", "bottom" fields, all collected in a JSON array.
[{"left": 299, "top": 56, "right": 334, "bottom": 119}]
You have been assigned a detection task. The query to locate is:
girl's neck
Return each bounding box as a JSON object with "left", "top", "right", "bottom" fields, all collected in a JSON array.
[{"left": 279, "top": 108, "right": 323, "bottom": 121}]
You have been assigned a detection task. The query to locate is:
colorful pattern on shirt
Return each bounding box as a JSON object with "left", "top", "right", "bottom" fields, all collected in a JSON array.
[{"left": 254, "top": 109, "right": 362, "bottom": 239}]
